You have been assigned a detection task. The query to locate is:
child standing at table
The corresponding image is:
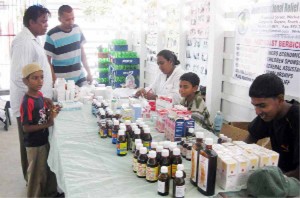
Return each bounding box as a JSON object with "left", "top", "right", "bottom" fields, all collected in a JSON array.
[
  {"left": 20, "top": 63, "right": 59, "bottom": 197},
  {"left": 179, "top": 72, "right": 213, "bottom": 131}
]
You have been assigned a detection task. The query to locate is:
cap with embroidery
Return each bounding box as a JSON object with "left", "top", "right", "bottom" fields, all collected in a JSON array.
[
  {"left": 247, "top": 166, "right": 300, "bottom": 197},
  {"left": 22, "top": 63, "right": 43, "bottom": 78}
]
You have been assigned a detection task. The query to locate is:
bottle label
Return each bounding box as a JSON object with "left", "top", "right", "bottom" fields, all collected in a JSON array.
[
  {"left": 171, "top": 164, "right": 178, "bottom": 178},
  {"left": 143, "top": 141, "right": 151, "bottom": 151},
  {"left": 133, "top": 158, "right": 137, "bottom": 172},
  {"left": 198, "top": 155, "right": 208, "bottom": 191},
  {"left": 167, "top": 165, "right": 171, "bottom": 177},
  {"left": 186, "top": 149, "right": 192, "bottom": 160},
  {"left": 107, "top": 129, "right": 112, "bottom": 137},
  {"left": 191, "top": 148, "right": 197, "bottom": 183},
  {"left": 175, "top": 185, "right": 185, "bottom": 197},
  {"left": 100, "top": 128, "right": 107, "bottom": 137},
  {"left": 137, "top": 163, "right": 146, "bottom": 177},
  {"left": 146, "top": 166, "right": 158, "bottom": 181},
  {"left": 112, "top": 131, "right": 118, "bottom": 144},
  {"left": 117, "top": 142, "right": 127, "bottom": 155},
  {"left": 157, "top": 181, "right": 165, "bottom": 193}
]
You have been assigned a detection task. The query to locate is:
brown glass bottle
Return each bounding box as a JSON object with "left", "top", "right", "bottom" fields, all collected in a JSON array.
[
  {"left": 185, "top": 143, "right": 193, "bottom": 161},
  {"left": 146, "top": 151, "right": 158, "bottom": 182},
  {"left": 116, "top": 130, "right": 127, "bottom": 156},
  {"left": 131, "top": 128, "right": 141, "bottom": 152},
  {"left": 173, "top": 170, "right": 185, "bottom": 198},
  {"left": 160, "top": 149, "right": 171, "bottom": 177},
  {"left": 190, "top": 132, "right": 204, "bottom": 186},
  {"left": 133, "top": 143, "right": 143, "bottom": 173},
  {"left": 137, "top": 147, "right": 148, "bottom": 178},
  {"left": 156, "top": 145, "right": 163, "bottom": 172},
  {"left": 171, "top": 148, "right": 182, "bottom": 179},
  {"left": 177, "top": 164, "right": 186, "bottom": 179},
  {"left": 157, "top": 166, "right": 170, "bottom": 196},
  {"left": 182, "top": 141, "right": 188, "bottom": 158},
  {"left": 197, "top": 138, "right": 217, "bottom": 196},
  {"left": 143, "top": 127, "right": 152, "bottom": 152},
  {"left": 125, "top": 120, "right": 132, "bottom": 151},
  {"left": 112, "top": 120, "right": 119, "bottom": 144}
]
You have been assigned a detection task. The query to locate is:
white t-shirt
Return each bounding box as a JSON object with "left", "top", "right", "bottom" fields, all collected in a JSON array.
[
  {"left": 149, "top": 66, "right": 185, "bottom": 104},
  {"left": 10, "top": 27, "right": 53, "bottom": 117}
]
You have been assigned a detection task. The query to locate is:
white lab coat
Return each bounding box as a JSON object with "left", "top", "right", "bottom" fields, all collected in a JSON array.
[{"left": 148, "top": 66, "right": 185, "bottom": 104}]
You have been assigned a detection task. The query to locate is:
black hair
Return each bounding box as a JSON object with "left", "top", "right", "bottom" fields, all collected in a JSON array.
[
  {"left": 58, "top": 5, "right": 73, "bottom": 16},
  {"left": 180, "top": 72, "right": 200, "bottom": 87},
  {"left": 249, "top": 73, "right": 284, "bottom": 98},
  {"left": 23, "top": 5, "right": 50, "bottom": 28},
  {"left": 157, "top": 50, "right": 180, "bottom": 66}
]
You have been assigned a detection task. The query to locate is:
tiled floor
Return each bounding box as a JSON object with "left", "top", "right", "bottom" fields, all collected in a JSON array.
[{"left": 0, "top": 117, "right": 27, "bottom": 197}]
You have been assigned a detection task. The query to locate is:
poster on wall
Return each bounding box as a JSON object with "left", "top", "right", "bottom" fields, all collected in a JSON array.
[
  {"left": 185, "top": 0, "right": 210, "bottom": 86},
  {"left": 233, "top": 0, "right": 300, "bottom": 97}
]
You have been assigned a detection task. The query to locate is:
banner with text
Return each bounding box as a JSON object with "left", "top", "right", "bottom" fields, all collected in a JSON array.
[{"left": 233, "top": 0, "right": 300, "bottom": 97}]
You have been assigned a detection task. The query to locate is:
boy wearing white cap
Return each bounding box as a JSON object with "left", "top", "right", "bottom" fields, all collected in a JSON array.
[{"left": 20, "top": 63, "right": 58, "bottom": 197}]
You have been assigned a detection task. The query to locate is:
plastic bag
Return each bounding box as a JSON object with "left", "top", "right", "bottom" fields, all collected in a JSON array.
[{"left": 125, "top": 71, "right": 136, "bottom": 89}]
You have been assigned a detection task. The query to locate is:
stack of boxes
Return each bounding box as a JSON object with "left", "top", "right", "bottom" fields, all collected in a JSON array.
[
  {"left": 97, "top": 46, "right": 110, "bottom": 85},
  {"left": 108, "top": 39, "right": 140, "bottom": 88},
  {"left": 213, "top": 141, "right": 279, "bottom": 191}
]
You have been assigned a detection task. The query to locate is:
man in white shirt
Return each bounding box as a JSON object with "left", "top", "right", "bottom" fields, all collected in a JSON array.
[{"left": 10, "top": 5, "right": 53, "bottom": 183}]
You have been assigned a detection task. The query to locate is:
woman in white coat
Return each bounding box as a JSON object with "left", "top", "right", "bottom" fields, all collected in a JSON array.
[{"left": 135, "top": 50, "right": 185, "bottom": 104}]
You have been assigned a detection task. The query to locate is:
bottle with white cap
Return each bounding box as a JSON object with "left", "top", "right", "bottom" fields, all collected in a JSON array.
[
  {"left": 190, "top": 132, "right": 205, "bottom": 186},
  {"left": 197, "top": 138, "right": 217, "bottom": 196},
  {"left": 133, "top": 142, "right": 143, "bottom": 173},
  {"left": 125, "top": 120, "right": 133, "bottom": 151},
  {"left": 116, "top": 129, "right": 127, "bottom": 156},
  {"left": 142, "top": 127, "right": 152, "bottom": 151},
  {"left": 163, "top": 141, "right": 171, "bottom": 151},
  {"left": 177, "top": 164, "right": 186, "bottom": 179},
  {"left": 112, "top": 120, "right": 119, "bottom": 144},
  {"left": 169, "top": 142, "right": 177, "bottom": 161},
  {"left": 171, "top": 148, "right": 182, "bottom": 179},
  {"left": 137, "top": 147, "right": 148, "bottom": 178},
  {"left": 157, "top": 166, "right": 170, "bottom": 196},
  {"left": 131, "top": 128, "right": 141, "bottom": 152},
  {"left": 146, "top": 150, "right": 158, "bottom": 182},
  {"left": 186, "top": 127, "right": 195, "bottom": 141},
  {"left": 160, "top": 149, "right": 171, "bottom": 177},
  {"left": 151, "top": 142, "right": 158, "bottom": 151},
  {"left": 186, "top": 142, "right": 193, "bottom": 161},
  {"left": 173, "top": 170, "right": 185, "bottom": 198},
  {"left": 156, "top": 145, "right": 163, "bottom": 169}
]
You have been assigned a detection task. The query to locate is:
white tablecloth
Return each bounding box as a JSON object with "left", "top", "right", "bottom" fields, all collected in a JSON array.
[{"left": 48, "top": 105, "right": 221, "bottom": 197}]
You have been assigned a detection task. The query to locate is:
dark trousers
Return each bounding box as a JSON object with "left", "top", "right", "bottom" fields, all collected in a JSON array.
[
  {"left": 17, "top": 117, "right": 28, "bottom": 182},
  {"left": 26, "top": 143, "right": 58, "bottom": 197}
]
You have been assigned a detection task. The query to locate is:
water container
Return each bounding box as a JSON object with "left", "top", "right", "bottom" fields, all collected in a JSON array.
[{"left": 213, "top": 111, "right": 223, "bottom": 135}]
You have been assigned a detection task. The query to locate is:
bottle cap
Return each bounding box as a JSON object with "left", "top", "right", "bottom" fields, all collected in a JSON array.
[
  {"left": 177, "top": 164, "right": 184, "bottom": 171},
  {"left": 113, "top": 120, "right": 120, "bottom": 125},
  {"left": 125, "top": 120, "right": 131, "bottom": 125},
  {"left": 162, "top": 149, "right": 169, "bottom": 157},
  {"left": 156, "top": 145, "right": 163, "bottom": 152},
  {"left": 173, "top": 148, "right": 180, "bottom": 156},
  {"left": 131, "top": 123, "right": 137, "bottom": 127},
  {"left": 149, "top": 150, "right": 156, "bottom": 158},
  {"left": 158, "top": 141, "right": 165, "bottom": 146},
  {"left": 134, "top": 128, "right": 141, "bottom": 134},
  {"left": 205, "top": 138, "right": 213, "bottom": 145},
  {"left": 188, "top": 128, "right": 195, "bottom": 133},
  {"left": 136, "top": 143, "right": 143, "bottom": 150},
  {"left": 135, "top": 139, "right": 142, "bottom": 144},
  {"left": 219, "top": 134, "right": 224, "bottom": 138},
  {"left": 120, "top": 126, "right": 126, "bottom": 130},
  {"left": 163, "top": 141, "right": 171, "bottom": 149},
  {"left": 169, "top": 144, "right": 177, "bottom": 151},
  {"left": 120, "top": 123, "right": 125, "bottom": 127},
  {"left": 118, "top": 130, "right": 125, "bottom": 135},
  {"left": 160, "top": 166, "right": 168, "bottom": 174},
  {"left": 140, "top": 147, "right": 147, "bottom": 154},
  {"left": 144, "top": 127, "right": 150, "bottom": 133},
  {"left": 175, "top": 170, "right": 183, "bottom": 178},
  {"left": 131, "top": 126, "right": 137, "bottom": 131},
  {"left": 195, "top": 132, "right": 204, "bottom": 138},
  {"left": 142, "top": 124, "right": 149, "bottom": 128},
  {"left": 228, "top": 138, "right": 232, "bottom": 142},
  {"left": 151, "top": 142, "right": 158, "bottom": 149},
  {"left": 139, "top": 121, "right": 145, "bottom": 126},
  {"left": 136, "top": 120, "right": 140, "bottom": 125}
]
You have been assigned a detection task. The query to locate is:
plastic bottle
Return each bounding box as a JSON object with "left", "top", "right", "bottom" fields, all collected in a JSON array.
[
  {"left": 171, "top": 148, "right": 182, "bottom": 179},
  {"left": 146, "top": 150, "right": 159, "bottom": 182},
  {"left": 142, "top": 127, "right": 152, "bottom": 151},
  {"left": 160, "top": 149, "right": 171, "bottom": 177},
  {"left": 137, "top": 147, "right": 148, "bottom": 178},
  {"left": 133, "top": 143, "right": 143, "bottom": 173},
  {"left": 213, "top": 111, "right": 223, "bottom": 135},
  {"left": 197, "top": 138, "right": 217, "bottom": 196},
  {"left": 186, "top": 143, "right": 193, "bottom": 161},
  {"left": 177, "top": 164, "right": 186, "bottom": 179},
  {"left": 173, "top": 170, "right": 185, "bottom": 198},
  {"left": 131, "top": 128, "right": 141, "bottom": 152},
  {"left": 116, "top": 129, "right": 127, "bottom": 156},
  {"left": 151, "top": 142, "right": 158, "bottom": 151},
  {"left": 190, "top": 132, "right": 204, "bottom": 186},
  {"left": 157, "top": 166, "right": 170, "bottom": 196}
]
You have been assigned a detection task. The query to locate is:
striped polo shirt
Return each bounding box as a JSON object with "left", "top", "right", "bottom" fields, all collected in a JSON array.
[{"left": 44, "top": 24, "right": 86, "bottom": 85}]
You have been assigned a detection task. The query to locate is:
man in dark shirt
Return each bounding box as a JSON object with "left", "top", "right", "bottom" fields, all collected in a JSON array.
[{"left": 245, "top": 73, "right": 299, "bottom": 179}]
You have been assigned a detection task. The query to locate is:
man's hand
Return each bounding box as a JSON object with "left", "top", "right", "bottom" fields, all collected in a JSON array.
[
  {"left": 86, "top": 73, "right": 93, "bottom": 84},
  {"left": 135, "top": 88, "right": 146, "bottom": 97}
]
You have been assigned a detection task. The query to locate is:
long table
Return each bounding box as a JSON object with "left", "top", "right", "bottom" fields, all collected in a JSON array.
[{"left": 48, "top": 105, "right": 221, "bottom": 197}]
